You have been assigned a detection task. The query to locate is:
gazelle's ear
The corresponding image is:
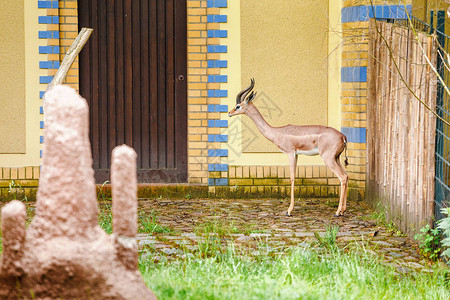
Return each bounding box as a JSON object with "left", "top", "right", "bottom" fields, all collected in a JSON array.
[{"left": 246, "top": 91, "right": 257, "bottom": 103}]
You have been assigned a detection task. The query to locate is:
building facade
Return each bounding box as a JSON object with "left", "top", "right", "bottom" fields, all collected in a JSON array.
[{"left": 0, "top": 0, "right": 417, "bottom": 200}]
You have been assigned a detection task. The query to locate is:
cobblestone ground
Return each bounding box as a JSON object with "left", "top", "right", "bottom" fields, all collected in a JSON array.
[{"left": 137, "top": 198, "right": 436, "bottom": 274}]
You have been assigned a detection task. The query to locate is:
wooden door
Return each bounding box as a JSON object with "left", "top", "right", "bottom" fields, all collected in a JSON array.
[{"left": 78, "top": 0, "right": 187, "bottom": 183}]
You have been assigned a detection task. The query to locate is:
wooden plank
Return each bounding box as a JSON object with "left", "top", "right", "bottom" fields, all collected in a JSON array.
[
  {"left": 124, "top": 0, "right": 133, "bottom": 147},
  {"left": 99, "top": 0, "right": 108, "bottom": 169},
  {"left": 115, "top": 0, "right": 125, "bottom": 146},
  {"left": 132, "top": 0, "right": 142, "bottom": 168},
  {"left": 91, "top": 0, "right": 100, "bottom": 170},
  {"left": 107, "top": 0, "right": 116, "bottom": 165},
  {"left": 166, "top": 0, "right": 175, "bottom": 169},
  {"left": 157, "top": 0, "right": 167, "bottom": 169},
  {"left": 174, "top": 0, "right": 188, "bottom": 177},
  {"left": 141, "top": 0, "right": 150, "bottom": 170},
  {"left": 150, "top": 0, "right": 159, "bottom": 169}
]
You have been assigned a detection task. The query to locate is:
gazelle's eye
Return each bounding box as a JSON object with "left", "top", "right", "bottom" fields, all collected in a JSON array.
[{"left": 236, "top": 105, "right": 240, "bottom": 110}]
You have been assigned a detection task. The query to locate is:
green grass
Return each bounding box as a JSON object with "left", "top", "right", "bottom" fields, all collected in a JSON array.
[
  {"left": 195, "top": 219, "right": 269, "bottom": 238},
  {"left": 97, "top": 205, "right": 174, "bottom": 235},
  {"left": 138, "top": 211, "right": 174, "bottom": 234},
  {"left": 140, "top": 244, "right": 450, "bottom": 300}
]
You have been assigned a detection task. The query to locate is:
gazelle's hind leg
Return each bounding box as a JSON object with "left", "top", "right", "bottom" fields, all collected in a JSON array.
[
  {"left": 287, "top": 153, "right": 298, "bottom": 217},
  {"left": 323, "top": 156, "right": 348, "bottom": 216}
]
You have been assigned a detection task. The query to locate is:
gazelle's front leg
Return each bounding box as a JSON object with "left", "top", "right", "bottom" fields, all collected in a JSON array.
[{"left": 287, "top": 153, "right": 298, "bottom": 217}]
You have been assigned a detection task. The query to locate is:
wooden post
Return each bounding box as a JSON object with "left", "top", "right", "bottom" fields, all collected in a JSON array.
[{"left": 45, "top": 27, "right": 93, "bottom": 93}]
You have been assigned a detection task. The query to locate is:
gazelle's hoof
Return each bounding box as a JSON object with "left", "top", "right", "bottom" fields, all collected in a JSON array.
[
  {"left": 286, "top": 212, "right": 292, "bottom": 217},
  {"left": 333, "top": 213, "right": 343, "bottom": 218}
]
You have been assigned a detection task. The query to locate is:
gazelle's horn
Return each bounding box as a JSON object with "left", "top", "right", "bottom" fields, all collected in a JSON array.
[{"left": 236, "top": 78, "right": 255, "bottom": 104}]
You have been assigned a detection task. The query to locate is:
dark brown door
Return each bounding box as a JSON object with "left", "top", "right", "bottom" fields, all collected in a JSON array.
[{"left": 78, "top": 0, "right": 187, "bottom": 183}]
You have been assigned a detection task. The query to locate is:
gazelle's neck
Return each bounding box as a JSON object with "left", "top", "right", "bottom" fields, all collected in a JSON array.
[{"left": 244, "top": 103, "right": 276, "bottom": 141}]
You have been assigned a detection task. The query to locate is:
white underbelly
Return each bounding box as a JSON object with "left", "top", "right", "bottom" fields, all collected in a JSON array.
[{"left": 295, "top": 147, "right": 319, "bottom": 156}]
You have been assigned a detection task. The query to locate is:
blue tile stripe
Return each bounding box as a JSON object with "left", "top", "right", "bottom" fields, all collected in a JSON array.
[
  {"left": 207, "top": 60, "right": 227, "bottom": 68},
  {"left": 38, "top": 16, "right": 59, "bottom": 24},
  {"left": 207, "top": 15, "right": 227, "bottom": 23},
  {"left": 39, "top": 46, "right": 60, "bottom": 54},
  {"left": 39, "top": 61, "right": 60, "bottom": 69},
  {"left": 207, "top": 104, "right": 228, "bottom": 112},
  {"left": 207, "top": 30, "right": 227, "bottom": 38},
  {"left": 208, "top": 120, "right": 228, "bottom": 127},
  {"left": 207, "top": 90, "right": 228, "bottom": 98},
  {"left": 39, "top": 1, "right": 60, "bottom": 160},
  {"left": 341, "top": 67, "right": 367, "bottom": 82},
  {"left": 341, "top": 5, "right": 412, "bottom": 23},
  {"left": 207, "top": 3, "right": 229, "bottom": 186},
  {"left": 207, "top": 0, "right": 227, "bottom": 8},
  {"left": 208, "top": 134, "right": 228, "bottom": 142},
  {"left": 215, "top": 178, "right": 229, "bottom": 186},
  {"left": 39, "top": 31, "right": 59, "bottom": 39},
  {"left": 341, "top": 127, "right": 366, "bottom": 144},
  {"left": 40, "top": 76, "right": 53, "bottom": 84},
  {"left": 207, "top": 45, "right": 227, "bottom": 53},
  {"left": 208, "top": 164, "right": 229, "bottom": 172},
  {"left": 208, "top": 178, "right": 229, "bottom": 186},
  {"left": 38, "top": 1, "right": 59, "bottom": 9},
  {"left": 208, "top": 149, "right": 228, "bottom": 157},
  {"left": 208, "top": 75, "right": 227, "bottom": 83}
]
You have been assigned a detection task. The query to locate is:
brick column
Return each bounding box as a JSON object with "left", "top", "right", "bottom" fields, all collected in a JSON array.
[
  {"left": 206, "top": 0, "right": 229, "bottom": 193},
  {"left": 187, "top": 0, "right": 209, "bottom": 184}
]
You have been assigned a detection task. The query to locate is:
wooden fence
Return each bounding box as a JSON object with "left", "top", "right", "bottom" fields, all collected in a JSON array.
[{"left": 367, "top": 20, "right": 437, "bottom": 236}]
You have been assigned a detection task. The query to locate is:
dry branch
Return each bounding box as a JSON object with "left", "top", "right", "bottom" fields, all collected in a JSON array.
[{"left": 46, "top": 27, "right": 93, "bottom": 92}]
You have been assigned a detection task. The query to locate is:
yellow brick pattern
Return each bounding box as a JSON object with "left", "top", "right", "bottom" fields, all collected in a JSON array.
[
  {"left": 58, "top": 0, "right": 79, "bottom": 90},
  {"left": 225, "top": 165, "right": 342, "bottom": 198},
  {"left": 187, "top": 0, "right": 209, "bottom": 184}
]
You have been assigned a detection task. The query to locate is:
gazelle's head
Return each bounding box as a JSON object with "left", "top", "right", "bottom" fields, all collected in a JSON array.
[{"left": 228, "top": 78, "right": 257, "bottom": 117}]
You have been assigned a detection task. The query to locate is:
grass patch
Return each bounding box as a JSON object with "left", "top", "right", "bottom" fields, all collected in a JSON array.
[
  {"left": 138, "top": 210, "right": 174, "bottom": 234},
  {"left": 98, "top": 202, "right": 113, "bottom": 234},
  {"left": 140, "top": 244, "right": 450, "bottom": 300},
  {"left": 195, "top": 219, "right": 269, "bottom": 238},
  {"left": 97, "top": 205, "right": 174, "bottom": 235}
]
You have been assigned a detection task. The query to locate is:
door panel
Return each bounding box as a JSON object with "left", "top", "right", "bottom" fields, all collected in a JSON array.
[{"left": 78, "top": 0, "right": 187, "bottom": 183}]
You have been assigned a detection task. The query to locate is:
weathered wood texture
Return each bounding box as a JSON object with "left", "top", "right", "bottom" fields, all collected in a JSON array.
[
  {"left": 78, "top": 0, "right": 187, "bottom": 183},
  {"left": 367, "top": 20, "right": 437, "bottom": 236}
]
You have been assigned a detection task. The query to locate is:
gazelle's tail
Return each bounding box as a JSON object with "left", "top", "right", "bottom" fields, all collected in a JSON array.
[{"left": 343, "top": 137, "right": 348, "bottom": 167}]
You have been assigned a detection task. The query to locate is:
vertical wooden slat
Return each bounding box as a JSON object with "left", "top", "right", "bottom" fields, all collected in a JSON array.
[
  {"left": 124, "top": 0, "right": 133, "bottom": 147},
  {"left": 107, "top": 0, "right": 116, "bottom": 166},
  {"left": 174, "top": 0, "right": 188, "bottom": 177},
  {"left": 99, "top": 0, "right": 108, "bottom": 169},
  {"left": 132, "top": 0, "right": 142, "bottom": 168},
  {"left": 150, "top": 0, "right": 159, "bottom": 169},
  {"left": 157, "top": 0, "right": 167, "bottom": 169},
  {"left": 91, "top": 0, "right": 100, "bottom": 170},
  {"left": 141, "top": 0, "right": 150, "bottom": 170},
  {"left": 166, "top": 0, "right": 175, "bottom": 169},
  {"left": 115, "top": 0, "right": 125, "bottom": 146}
]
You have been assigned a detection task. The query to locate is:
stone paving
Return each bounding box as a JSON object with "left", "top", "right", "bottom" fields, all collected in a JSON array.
[{"left": 136, "top": 198, "right": 436, "bottom": 274}]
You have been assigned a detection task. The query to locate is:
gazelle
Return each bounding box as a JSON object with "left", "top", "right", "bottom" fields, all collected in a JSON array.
[{"left": 228, "top": 78, "right": 349, "bottom": 217}]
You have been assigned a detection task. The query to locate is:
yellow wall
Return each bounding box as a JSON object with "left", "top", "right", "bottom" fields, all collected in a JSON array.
[
  {"left": 0, "top": 0, "right": 25, "bottom": 153},
  {"left": 0, "top": 2, "right": 44, "bottom": 167},
  {"left": 240, "top": 0, "right": 328, "bottom": 153},
  {"left": 222, "top": 0, "right": 341, "bottom": 166}
]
